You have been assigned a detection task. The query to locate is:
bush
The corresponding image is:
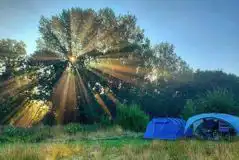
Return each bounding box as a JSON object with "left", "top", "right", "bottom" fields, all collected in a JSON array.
[
  {"left": 1, "top": 125, "right": 54, "bottom": 143},
  {"left": 2, "top": 126, "right": 33, "bottom": 137},
  {"left": 82, "top": 124, "right": 99, "bottom": 132},
  {"left": 115, "top": 103, "right": 149, "bottom": 132},
  {"left": 182, "top": 99, "right": 196, "bottom": 120},
  {"left": 42, "top": 112, "right": 57, "bottom": 126},
  {"left": 28, "top": 127, "right": 54, "bottom": 142},
  {"left": 63, "top": 123, "right": 83, "bottom": 135},
  {"left": 182, "top": 88, "right": 239, "bottom": 117},
  {"left": 100, "top": 115, "right": 113, "bottom": 127},
  {"left": 198, "top": 88, "right": 238, "bottom": 114}
]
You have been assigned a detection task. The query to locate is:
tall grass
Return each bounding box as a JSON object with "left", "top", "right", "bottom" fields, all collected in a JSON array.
[
  {"left": 0, "top": 139, "right": 239, "bottom": 160},
  {"left": 0, "top": 125, "right": 239, "bottom": 159}
]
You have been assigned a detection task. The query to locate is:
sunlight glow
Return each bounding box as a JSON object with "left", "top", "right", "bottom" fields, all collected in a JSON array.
[
  {"left": 105, "top": 89, "right": 119, "bottom": 103},
  {"left": 0, "top": 75, "right": 36, "bottom": 98},
  {"left": 52, "top": 68, "right": 77, "bottom": 123},
  {"left": 94, "top": 93, "right": 112, "bottom": 118},
  {"left": 1, "top": 8, "right": 161, "bottom": 124},
  {"left": 75, "top": 68, "right": 90, "bottom": 104},
  {"left": 69, "top": 56, "right": 77, "bottom": 63},
  {"left": 9, "top": 100, "right": 50, "bottom": 127}
]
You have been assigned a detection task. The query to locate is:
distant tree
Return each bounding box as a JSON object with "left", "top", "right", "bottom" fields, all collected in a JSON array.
[
  {"left": 145, "top": 42, "right": 192, "bottom": 83},
  {"left": 0, "top": 39, "right": 26, "bottom": 56},
  {"left": 0, "top": 39, "right": 27, "bottom": 80}
]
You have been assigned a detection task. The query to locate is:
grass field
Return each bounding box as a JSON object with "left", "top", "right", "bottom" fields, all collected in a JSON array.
[
  {"left": 1, "top": 137, "right": 239, "bottom": 159},
  {"left": 0, "top": 125, "right": 239, "bottom": 160}
]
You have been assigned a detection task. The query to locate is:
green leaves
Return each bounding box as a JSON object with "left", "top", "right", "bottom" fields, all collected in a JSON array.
[
  {"left": 197, "top": 88, "right": 237, "bottom": 114},
  {"left": 38, "top": 7, "right": 145, "bottom": 58},
  {"left": 182, "top": 88, "right": 239, "bottom": 119},
  {"left": 63, "top": 123, "right": 83, "bottom": 135},
  {"left": 0, "top": 39, "right": 26, "bottom": 56},
  {"left": 182, "top": 99, "right": 196, "bottom": 120},
  {"left": 115, "top": 103, "right": 149, "bottom": 132}
]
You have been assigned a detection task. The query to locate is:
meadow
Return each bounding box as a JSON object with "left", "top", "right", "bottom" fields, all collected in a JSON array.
[{"left": 0, "top": 124, "right": 238, "bottom": 160}]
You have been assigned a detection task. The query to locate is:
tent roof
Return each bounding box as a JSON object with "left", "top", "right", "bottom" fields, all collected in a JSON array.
[
  {"left": 152, "top": 118, "right": 186, "bottom": 126},
  {"left": 184, "top": 113, "right": 239, "bottom": 135}
]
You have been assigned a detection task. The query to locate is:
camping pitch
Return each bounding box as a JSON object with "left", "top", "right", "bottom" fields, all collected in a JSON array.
[{"left": 144, "top": 118, "right": 186, "bottom": 140}]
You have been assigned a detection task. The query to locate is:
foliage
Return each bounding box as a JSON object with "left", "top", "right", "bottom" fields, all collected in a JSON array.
[
  {"left": 115, "top": 103, "right": 149, "bottom": 132},
  {"left": 0, "top": 125, "right": 53, "bottom": 143},
  {"left": 0, "top": 39, "right": 26, "bottom": 55},
  {"left": 147, "top": 42, "right": 192, "bottom": 82},
  {"left": 0, "top": 39, "right": 27, "bottom": 79},
  {"left": 100, "top": 115, "right": 113, "bottom": 127},
  {"left": 140, "top": 70, "right": 239, "bottom": 118},
  {"left": 2, "top": 125, "right": 33, "bottom": 137},
  {"left": 27, "top": 7, "right": 149, "bottom": 124},
  {"left": 63, "top": 123, "right": 83, "bottom": 135},
  {"left": 37, "top": 8, "right": 145, "bottom": 55},
  {"left": 181, "top": 99, "right": 196, "bottom": 120},
  {"left": 182, "top": 88, "right": 239, "bottom": 118},
  {"left": 196, "top": 88, "right": 239, "bottom": 114},
  {"left": 0, "top": 124, "right": 142, "bottom": 144},
  {"left": 41, "top": 112, "right": 57, "bottom": 126}
]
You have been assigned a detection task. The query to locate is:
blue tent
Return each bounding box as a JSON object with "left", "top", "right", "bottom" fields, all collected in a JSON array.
[
  {"left": 144, "top": 118, "right": 186, "bottom": 140},
  {"left": 184, "top": 113, "right": 239, "bottom": 136}
]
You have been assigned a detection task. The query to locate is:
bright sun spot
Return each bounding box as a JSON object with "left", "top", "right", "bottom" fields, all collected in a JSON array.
[{"left": 69, "top": 56, "right": 76, "bottom": 63}]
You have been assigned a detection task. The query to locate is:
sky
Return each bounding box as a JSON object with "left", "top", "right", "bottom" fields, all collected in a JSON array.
[{"left": 0, "top": 0, "right": 239, "bottom": 75}]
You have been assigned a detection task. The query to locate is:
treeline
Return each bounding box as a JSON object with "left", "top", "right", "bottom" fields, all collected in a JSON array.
[{"left": 119, "top": 70, "right": 239, "bottom": 119}]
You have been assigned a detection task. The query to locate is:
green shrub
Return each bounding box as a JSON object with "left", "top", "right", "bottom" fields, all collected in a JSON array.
[
  {"left": 0, "top": 125, "right": 55, "bottom": 143},
  {"left": 82, "top": 124, "right": 99, "bottom": 132},
  {"left": 100, "top": 115, "right": 113, "bottom": 127},
  {"left": 41, "top": 112, "right": 57, "bottom": 126},
  {"left": 115, "top": 103, "right": 149, "bottom": 132},
  {"left": 28, "top": 127, "right": 54, "bottom": 142},
  {"left": 182, "top": 88, "right": 239, "bottom": 116},
  {"left": 63, "top": 123, "right": 82, "bottom": 135},
  {"left": 2, "top": 125, "right": 33, "bottom": 137},
  {"left": 0, "top": 136, "right": 12, "bottom": 143},
  {"left": 198, "top": 88, "right": 238, "bottom": 114},
  {"left": 182, "top": 99, "right": 196, "bottom": 120}
]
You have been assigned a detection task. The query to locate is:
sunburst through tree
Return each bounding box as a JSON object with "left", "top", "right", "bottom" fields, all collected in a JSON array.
[
  {"left": 29, "top": 7, "right": 150, "bottom": 125},
  {"left": 0, "top": 8, "right": 182, "bottom": 126}
]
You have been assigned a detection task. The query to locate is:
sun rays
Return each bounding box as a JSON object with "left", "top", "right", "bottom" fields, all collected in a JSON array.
[
  {"left": 9, "top": 100, "right": 50, "bottom": 127},
  {"left": 52, "top": 68, "right": 77, "bottom": 123},
  {"left": 0, "top": 74, "right": 37, "bottom": 98},
  {"left": 0, "top": 8, "right": 164, "bottom": 127},
  {"left": 0, "top": 48, "right": 154, "bottom": 126}
]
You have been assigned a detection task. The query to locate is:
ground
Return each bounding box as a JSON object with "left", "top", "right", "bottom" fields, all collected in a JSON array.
[
  {"left": 1, "top": 137, "right": 239, "bottom": 160},
  {"left": 0, "top": 125, "right": 238, "bottom": 160}
]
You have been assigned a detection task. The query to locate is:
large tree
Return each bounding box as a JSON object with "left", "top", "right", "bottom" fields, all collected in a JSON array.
[{"left": 28, "top": 7, "right": 150, "bottom": 124}]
